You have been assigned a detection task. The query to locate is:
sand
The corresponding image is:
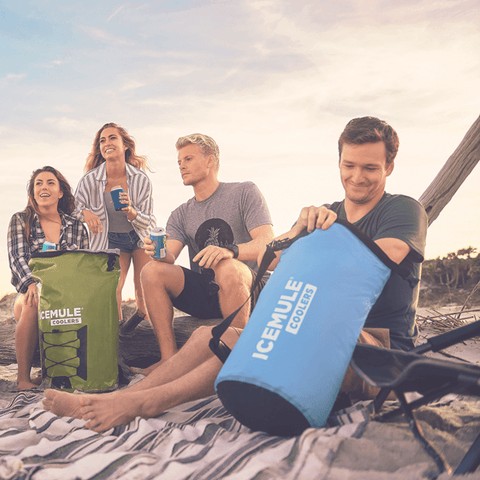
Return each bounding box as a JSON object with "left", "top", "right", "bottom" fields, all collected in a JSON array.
[{"left": 1, "top": 298, "right": 480, "bottom": 478}]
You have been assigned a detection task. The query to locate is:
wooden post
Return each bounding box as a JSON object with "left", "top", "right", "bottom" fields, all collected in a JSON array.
[{"left": 419, "top": 115, "right": 480, "bottom": 224}]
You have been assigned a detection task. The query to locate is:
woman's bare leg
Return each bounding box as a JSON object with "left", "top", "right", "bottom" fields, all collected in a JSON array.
[
  {"left": 14, "top": 295, "right": 40, "bottom": 390},
  {"left": 131, "top": 248, "right": 151, "bottom": 316},
  {"left": 117, "top": 251, "right": 132, "bottom": 321}
]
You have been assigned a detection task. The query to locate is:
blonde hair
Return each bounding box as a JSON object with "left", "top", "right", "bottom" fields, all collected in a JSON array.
[{"left": 176, "top": 133, "right": 220, "bottom": 170}]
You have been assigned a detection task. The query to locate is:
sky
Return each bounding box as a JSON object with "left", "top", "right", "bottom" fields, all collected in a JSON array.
[{"left": 1, "top": 0, "right": 479, "bottom": 300}]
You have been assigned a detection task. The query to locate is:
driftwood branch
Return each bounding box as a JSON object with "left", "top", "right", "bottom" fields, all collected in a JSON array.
[{"left": 419, "top": 115, "right": 480, "bottom": 224}]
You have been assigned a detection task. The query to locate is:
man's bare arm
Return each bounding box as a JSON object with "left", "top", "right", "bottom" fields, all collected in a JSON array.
[
  {"left": 374, "top": 237, "right": 411, "bottom": 264},
  {"left": 263, "top": 206, "right": 338, "bottom": 270},
  {"left": 143, "top": 237, "right": 184, "bottom": 264},
  {"left": 193, "top": 224, "right": 274, "bottom": 270}
]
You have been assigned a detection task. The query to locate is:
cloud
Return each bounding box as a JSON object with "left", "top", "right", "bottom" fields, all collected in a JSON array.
[
  {"left": 0, "top": 0, "right": 478, "bottom": 298},
  {"left": 1, "top": 73, "right": 26, "bottom": 83},
  {"left": 119, "top": 80, "right": 147, "bottom": 92},
  {"left": 42, "top": 117, "right": 84, "bottom": 131},
  {"left": 241, "top": 1, "right": 480, "bottom": 124},
  {"left": 80, "top": 25, "right": 133, "bottom": 46},
  {"left": 48, "top": 59, "right": 64, "bottom": 67},
  {"left": 107, "top": 5, "right": 127, "bottom": 22}
]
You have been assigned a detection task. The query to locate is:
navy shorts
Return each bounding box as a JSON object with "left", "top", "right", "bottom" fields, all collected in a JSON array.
[
  {"left": 108, "top": 230, "right": 141, "bottom": 253},
  {"left": 173, "top": 267, "right": 269, "bottom": 320}
]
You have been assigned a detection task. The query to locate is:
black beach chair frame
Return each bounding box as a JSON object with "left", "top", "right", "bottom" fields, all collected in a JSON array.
[{"left": 351, "top": 319, "right": 480, "bottom": 475}]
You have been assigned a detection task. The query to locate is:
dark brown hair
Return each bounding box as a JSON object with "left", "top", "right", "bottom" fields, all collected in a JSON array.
[
  {"left": 23, "top": 166, "right": 75, "bottom": 238},
  {"left": 338, "top": 116, "right": 399, "bottom": 164}
]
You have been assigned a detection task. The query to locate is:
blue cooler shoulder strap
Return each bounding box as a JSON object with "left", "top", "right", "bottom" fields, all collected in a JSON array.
[{"left": 209, "top": 232, "right": 308, "bottom": 362}]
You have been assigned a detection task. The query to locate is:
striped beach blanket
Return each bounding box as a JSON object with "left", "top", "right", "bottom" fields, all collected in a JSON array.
[{"left": 0, "top": 390, "right": 478, "bottom": 479}]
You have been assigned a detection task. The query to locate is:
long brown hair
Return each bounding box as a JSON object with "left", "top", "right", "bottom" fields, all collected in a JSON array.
[
  {"left": 23, "top": 166, "right": 75, "bottom": 239},
  {"left": 84, "top": 122, "right": 148, "bottom": 172}
]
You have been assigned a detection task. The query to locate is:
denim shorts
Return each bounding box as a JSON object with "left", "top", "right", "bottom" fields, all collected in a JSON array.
[{"left": 108, "top": 230, "right": 141, "bottom": 253}]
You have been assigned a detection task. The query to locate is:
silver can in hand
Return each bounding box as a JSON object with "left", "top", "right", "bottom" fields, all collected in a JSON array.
[
  {"left": 42, "top": 241, "right": 57, "bottom": 252},
  {"left": 150, "top": 227, "right": 167, "bottom": 259}
]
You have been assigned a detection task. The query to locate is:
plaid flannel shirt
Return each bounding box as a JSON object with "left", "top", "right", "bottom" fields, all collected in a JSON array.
[{"left": 7, "top": 211, "right": 89, "bottom": 293}]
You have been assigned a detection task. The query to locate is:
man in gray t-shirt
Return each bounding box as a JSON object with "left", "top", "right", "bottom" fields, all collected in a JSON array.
[
  {"left": 167, "top": 181, "right": 271, "bottom": 274},
  {"left": 139, "top": 134, "right": 274, "bottom": 367}
]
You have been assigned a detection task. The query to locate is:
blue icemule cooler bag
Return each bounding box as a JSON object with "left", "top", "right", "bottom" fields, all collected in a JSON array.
[{"left": 214, "top": 222, "right": 395, "bottom": 436}]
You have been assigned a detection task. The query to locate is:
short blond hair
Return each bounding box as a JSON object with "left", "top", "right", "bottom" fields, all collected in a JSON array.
[{"left": 176, "top": 133, "right": 220, "bottom": 169}]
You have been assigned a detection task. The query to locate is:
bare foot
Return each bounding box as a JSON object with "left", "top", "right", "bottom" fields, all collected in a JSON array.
[
  {"left": 80, "top": 392, "right": 140, "bottom": 432},
  {"left": 43, "top": 389, "right": 85, "bottom": 418},
  {"left": 16, "top": 380, "right": 40, "bottom": 391}
]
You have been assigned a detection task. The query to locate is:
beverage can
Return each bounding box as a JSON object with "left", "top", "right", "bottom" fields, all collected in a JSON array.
[
  {"left": 150, "top": 227, "right": 167, "bottom": 259},
  {"left": 110, "top": 185, "right": 125, "bottom": 211},
  {"left": 42, "top": 241, "right": 57, "bottom": 252}
]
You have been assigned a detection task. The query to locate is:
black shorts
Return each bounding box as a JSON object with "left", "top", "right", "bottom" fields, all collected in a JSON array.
[{"left": 173, "top": 267, "right": 269, "bottom": 320}]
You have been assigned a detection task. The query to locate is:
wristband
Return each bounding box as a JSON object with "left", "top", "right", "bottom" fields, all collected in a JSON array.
[{"left": 224, "top": 244, "right": 239, "bottom": 259}]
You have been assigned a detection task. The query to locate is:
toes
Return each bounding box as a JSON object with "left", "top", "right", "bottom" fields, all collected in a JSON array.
[
  {"left": 92, "top": 423, "right": 109, "bottom": 433},
  {"left": 44, "top": 389, "right": 57, "bottom": 400},
  {"left": 16, "top": 382, "right": 38, "bottom": 391},
  {"left": 81, "top": 408, "right": 94, "bottom": 420},
  {"left": 85, "top": 418, "right": 102, "bottom": 431},
  {"left": 79, "top": 396, "right": 92, "bottom": 407}
]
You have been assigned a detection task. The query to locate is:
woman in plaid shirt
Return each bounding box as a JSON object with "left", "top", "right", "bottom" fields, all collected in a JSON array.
[{"left": 7, "top": 166, "right": 89, "bottom": 390}]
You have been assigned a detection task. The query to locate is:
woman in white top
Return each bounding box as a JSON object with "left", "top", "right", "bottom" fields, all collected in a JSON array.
[{"left": 75, "top": 122, "right": 156, "bottom": 324}]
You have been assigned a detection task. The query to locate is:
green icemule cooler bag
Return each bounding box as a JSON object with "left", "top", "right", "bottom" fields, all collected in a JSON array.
[{"left": 30, "top": 249, "right": 120, "bottom": 392}]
